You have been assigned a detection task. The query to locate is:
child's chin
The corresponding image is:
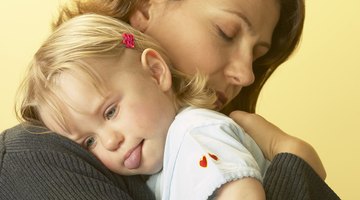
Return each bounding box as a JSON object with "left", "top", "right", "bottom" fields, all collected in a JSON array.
[{"left": 141, "top": 165, "right": 162, "bottom": 175}]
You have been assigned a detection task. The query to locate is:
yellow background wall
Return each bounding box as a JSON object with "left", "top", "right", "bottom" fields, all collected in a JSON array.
[{"left": 1, "top": 0, "right": 358, "bottom": 199}]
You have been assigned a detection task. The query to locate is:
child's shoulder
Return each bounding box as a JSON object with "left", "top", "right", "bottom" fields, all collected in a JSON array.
[
  {"left": 176, "top": 106, "right": 225, "bottom": 120},
  {"left": 172, "top": 107, "right": 240, "bottom": 132}
]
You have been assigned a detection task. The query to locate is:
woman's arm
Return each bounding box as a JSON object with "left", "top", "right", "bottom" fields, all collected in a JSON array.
[
  {"left": 0, "top": 124, "right": 155, "bottom": 200},
  {"left": 229, "top": 111, "right": 326, "bottom": 180}
]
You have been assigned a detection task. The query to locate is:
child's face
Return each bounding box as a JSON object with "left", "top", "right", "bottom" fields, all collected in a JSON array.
[
  {"left": 44, "top": 50, "right": 176, "bottom": 175},
  {"left": 133, "top": 0, "right": 280, "bottom": 108}
]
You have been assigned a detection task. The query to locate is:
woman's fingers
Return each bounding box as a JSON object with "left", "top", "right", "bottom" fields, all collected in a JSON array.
[
  {"left": 229, "top": 110, "right": 326, "bottom": 179},
  {"left": 229, "top": 111, "right": 280, "bottom": 160}
]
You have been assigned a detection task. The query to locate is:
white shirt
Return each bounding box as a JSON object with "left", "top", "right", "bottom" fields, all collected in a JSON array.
[{"left": 147, "top": 107, "right": 270, "bottom": 200}]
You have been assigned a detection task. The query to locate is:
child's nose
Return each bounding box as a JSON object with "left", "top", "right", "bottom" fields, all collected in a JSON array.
[{"left": 100, "top": 130, "right": 124, "bottom": 151}]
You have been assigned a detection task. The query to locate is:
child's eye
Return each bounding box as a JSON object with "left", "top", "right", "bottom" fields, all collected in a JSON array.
[
  {"left": 104, "top": 105, "right": 117, "bottom": 120},
  {"left": 84, "top": 136, "right": 96, "bottom": 149}
]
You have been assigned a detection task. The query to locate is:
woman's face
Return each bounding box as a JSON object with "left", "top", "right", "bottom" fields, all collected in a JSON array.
[{"left": 132, "top": 0, "right": 280, "bottom": 108}]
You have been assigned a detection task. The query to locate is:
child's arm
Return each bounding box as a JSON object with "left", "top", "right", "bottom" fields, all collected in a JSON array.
[
  {"left": 229, "top": 111, "right": 326, "bottom": 180},
  {"left": 215, "top": 177, "right": 265, "bottom": 200}
]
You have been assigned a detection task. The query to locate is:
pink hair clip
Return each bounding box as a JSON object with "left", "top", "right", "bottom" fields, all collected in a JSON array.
[{"left": 122, "top": 33, "right": 135, "bottom": 48}]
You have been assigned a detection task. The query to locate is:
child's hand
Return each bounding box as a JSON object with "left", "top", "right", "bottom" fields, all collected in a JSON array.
[
  {"left": 229, "top": 110, "right": 327, "bottom": 180},
  {"left": 216, "top": 178, "right": 265, "bottom": 200}
]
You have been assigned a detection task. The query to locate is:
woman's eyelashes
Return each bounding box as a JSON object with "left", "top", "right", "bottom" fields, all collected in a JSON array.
[
  {"left": 217, "top": 25, "right": 235, "bottom": 42},
  {"left": 215, "top": 23, "right": 270, "bottom": 62},
  {"left": 104, "top": 104, "right": 118, "bottom": 120}
]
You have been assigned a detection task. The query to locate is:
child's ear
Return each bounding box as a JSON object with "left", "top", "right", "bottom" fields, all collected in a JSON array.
[
  {"left": 141, "top": 48, "right": 172, "bottom": 92},
  {"left": 129, "top": 2, "right": 150, "bottom": 32}
]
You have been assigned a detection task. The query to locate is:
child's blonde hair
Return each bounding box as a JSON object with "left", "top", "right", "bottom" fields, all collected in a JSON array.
[{"left": 16, "top": 14, "right": 216, "bottom": 130}]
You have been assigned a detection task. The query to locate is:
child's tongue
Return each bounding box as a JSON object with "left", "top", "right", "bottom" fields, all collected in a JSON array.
[{"left": 124, "top": 143, "right": 142, "bottom": 169}]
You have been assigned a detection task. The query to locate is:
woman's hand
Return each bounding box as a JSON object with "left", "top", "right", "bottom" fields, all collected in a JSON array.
[{"left": 229, "top": 111, "right": 327, "bottom": 180}]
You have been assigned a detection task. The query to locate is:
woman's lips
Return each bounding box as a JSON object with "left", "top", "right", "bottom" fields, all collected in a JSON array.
[{"left": 124, "top": 141, "right": 143, "bottom": 169}]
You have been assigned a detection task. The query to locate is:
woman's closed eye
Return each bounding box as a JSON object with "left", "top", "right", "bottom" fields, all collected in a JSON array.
[{"left": 217, "top": 25, "right": 235, "bottom": 42}]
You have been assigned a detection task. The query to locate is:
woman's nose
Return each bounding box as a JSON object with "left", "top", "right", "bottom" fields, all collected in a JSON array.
[
  {"left": 224, "top": 54, "right": 255, "bottom": 87},
  {"left": 99, "top": 130, "right": 124, "bottom": 151}
]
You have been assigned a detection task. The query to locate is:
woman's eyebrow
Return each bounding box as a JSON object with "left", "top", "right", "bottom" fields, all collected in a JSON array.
[{"left": 222, "top": 9, "right": 253, "bottom": 32}]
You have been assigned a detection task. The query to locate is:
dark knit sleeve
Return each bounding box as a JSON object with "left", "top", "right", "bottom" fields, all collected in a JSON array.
[
  {"left": 263, "top": 153, "right": 341, "bottom": 200},
  {"left": 0, "top": 124, "right": 155, "bottom": 200}
]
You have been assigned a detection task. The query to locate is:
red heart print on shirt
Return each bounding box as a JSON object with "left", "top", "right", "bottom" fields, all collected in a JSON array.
[
  {"left": 208, "top": 153, "right": 218, "bottom": 161},
  {"left": 199, "top": 156, "right": 207, "bottom": 168},
  {"left": 199, "top": 153, "right": 219, "bottom": 168}
]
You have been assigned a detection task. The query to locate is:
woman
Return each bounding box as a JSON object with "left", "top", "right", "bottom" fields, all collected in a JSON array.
[{"left": 57, "top": 0, "right": 329, "bottom": 182}]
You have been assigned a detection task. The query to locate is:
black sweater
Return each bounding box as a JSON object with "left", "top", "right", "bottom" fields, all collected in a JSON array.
[{"left": 0, "top": 124, "right": 340, "bottom": 200}]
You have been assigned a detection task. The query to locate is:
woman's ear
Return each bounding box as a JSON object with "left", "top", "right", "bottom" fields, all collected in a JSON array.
[
  {"left": 129, "top": 2, "right": 150, "bottom": 32},
  {"left": 141, "top": 48, "right": 172, "bottom": 92}
]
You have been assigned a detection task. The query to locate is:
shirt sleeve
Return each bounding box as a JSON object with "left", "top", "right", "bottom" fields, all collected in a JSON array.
[{"left": 163, "top": 121, "right": 263, "bottom": 200}]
